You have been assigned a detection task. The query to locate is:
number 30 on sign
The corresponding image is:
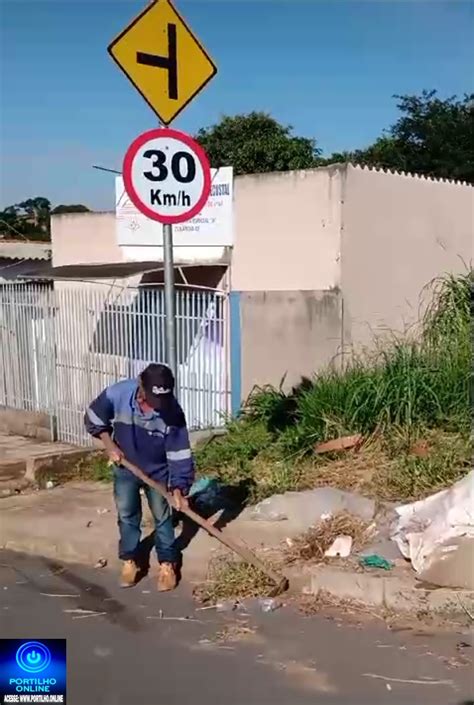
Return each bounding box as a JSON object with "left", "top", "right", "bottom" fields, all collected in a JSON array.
[{"left": 123, "top": 128, "right": 211, "bottom": 224}]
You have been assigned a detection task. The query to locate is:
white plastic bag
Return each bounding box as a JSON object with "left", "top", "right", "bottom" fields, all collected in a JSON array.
[{"left": 392, "top": 471, "right": 474, "bottom": 588}]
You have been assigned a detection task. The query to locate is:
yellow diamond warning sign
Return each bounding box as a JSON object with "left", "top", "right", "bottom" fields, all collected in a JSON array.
[{"left": 108, "top": 0, "right": 217, "bottom": 125}]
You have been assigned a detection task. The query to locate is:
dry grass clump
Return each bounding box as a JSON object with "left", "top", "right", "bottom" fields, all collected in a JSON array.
[
  {"left": 194, "top": 553, "right": 280, "bottom": 603},
  {"left": 286, "top": 512, "right": 371, "bottom": 564}
]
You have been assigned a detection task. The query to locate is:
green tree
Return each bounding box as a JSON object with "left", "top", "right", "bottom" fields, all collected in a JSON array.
[
  {"left": 350, "top": 91, "right": 474, "bottom": 183},
  {"left": 0, "top": 198, "right": 51, "bottom": 241},
  {"left": 17, "top": 197, "right": 51, "bottom": 231},
  {"left": 0, "top": 205, "right": 24, "bottom": 239},
  {"left": 0, "top": 199, "right": 91, "bottom": 241},
  {"left": 51, "top": 204, "right": 90, "bottom": 215},
  {"left": 320, "top": 150, "right": 353, "bottom": 165},
  {"left": 195, "top": 112, "right": 321, "bottom": 175}
]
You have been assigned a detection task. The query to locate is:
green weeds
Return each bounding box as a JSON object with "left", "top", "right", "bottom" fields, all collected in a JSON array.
[{"left": 195, "top": 272, "right": 472, "bottom": 502}]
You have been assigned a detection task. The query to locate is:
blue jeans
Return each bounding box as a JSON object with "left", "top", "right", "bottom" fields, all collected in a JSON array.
[{"left": 113, "top": 466, "right": 178, "bottom": 564}]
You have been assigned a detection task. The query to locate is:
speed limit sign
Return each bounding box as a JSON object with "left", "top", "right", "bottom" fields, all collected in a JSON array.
[{"left": 123, "top": 128, "right": 211, "bottom": 224}]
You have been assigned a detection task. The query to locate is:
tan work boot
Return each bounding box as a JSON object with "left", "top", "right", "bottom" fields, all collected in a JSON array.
[
  {"left": 120, "top": 559, "right": 138, "bottom": 588},
  {"left": 157, "top": 562, "right": 177, "bottom": 592}
]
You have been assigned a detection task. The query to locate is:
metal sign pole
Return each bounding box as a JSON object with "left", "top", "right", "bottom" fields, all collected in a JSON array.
[
  {"left": 160, "top": 110, "right": 177, "bottom": 374},
  {"left": 163, "top": 222, "right": 177, "bottom": 373}
]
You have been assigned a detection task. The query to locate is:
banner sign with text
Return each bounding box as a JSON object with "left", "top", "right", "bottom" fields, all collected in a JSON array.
[{"left": 115, "top": 166, "right": 233, "bottom": 247}]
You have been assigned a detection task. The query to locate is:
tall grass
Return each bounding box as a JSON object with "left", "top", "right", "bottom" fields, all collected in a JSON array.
[
  {"left": 250, "top": 271, "right": 472, "bottom": 446},
  {"left": 196, "top": 272, "right": 472, "bottom": 500}
]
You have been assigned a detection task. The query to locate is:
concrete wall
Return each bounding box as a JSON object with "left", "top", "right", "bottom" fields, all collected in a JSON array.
[
  {"left": 232, "top": 164, "right": 473, "bottom": 400},
  {"left": 341, "top": 165, "right": 473, "bottom": 347},
  {"left": 232, "top": 168, "right": 343, "bottom": 291},
  {"left": 51, "top": 212, "right": 228, "bottom": 268},
  {"left": 231, "top": 166, "right": 345, "bottom": 399},
  {"left": 239, "top": 290, "right": 342, "bottom": 397},
  {"left": 0, "top": 407, "right": 53, "bottom": 441},
  {"left": 232, "top": 167, "right": 344, "bottom": 397},
  {"left": 123, "top": 245, "right": 227, "bottom": 265},
  {"left": 50, "top": 166, "right": 473, "bottom": 403},
  {"left": 51, "top": 212, "right": 122, "bottom": 267}
]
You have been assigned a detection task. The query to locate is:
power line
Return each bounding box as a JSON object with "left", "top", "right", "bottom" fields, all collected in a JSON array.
[
  {"left": 92, "top": 165, "right": 122, "bottom": 175},
  {"left": 0, "top": 218, "right": 31, "bottom": 242}
]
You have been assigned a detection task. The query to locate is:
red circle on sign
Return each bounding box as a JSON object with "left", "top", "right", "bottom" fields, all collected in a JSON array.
[{"left": 122, "top": 128, "right": 212, "bottom": 225}]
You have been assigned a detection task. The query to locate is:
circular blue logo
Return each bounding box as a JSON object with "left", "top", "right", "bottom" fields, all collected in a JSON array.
[{"left": 16, "top": 642, "right": 51, "bottom": 673}]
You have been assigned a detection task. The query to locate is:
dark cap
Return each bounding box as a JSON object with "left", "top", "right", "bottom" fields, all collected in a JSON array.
[{"left": 140, "top": 363, "right": 175, "bottom": 409}]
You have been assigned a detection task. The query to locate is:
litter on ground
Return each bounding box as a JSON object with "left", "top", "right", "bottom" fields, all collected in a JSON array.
[
  {"left": 359, "top": 555, "right": 393, "bottom": 571},
  {"left": 391, "top": 471, "right": 474, "bottom": 589},
  {"left": 324, "top": 535, "right": 353, "bottom": 558}
]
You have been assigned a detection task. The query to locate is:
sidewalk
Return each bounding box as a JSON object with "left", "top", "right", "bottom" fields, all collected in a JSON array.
[
  {"left": 0, "top": 429, "right": 221, "bottom": 498},
  {"left": 1, "top": 481, "right": 473, "bottom": 615},
  {"left": 0, "top": 433, "right": 90, "bottom": 497},
  {"left": 0, "top": 481, "right": 292, "bottom": 580}
]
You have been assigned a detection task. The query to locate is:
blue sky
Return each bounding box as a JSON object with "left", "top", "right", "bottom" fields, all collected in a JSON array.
[{"left": 1, "top": 0, "right": 472, "bottom": 210}]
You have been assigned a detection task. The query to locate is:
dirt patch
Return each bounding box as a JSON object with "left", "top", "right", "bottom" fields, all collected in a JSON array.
[
  {"left": 213, "top": 621, "right": 260, "bottom": 643},
  {"left": 294, "top": 592, "right": 473, "bottom": 636}
]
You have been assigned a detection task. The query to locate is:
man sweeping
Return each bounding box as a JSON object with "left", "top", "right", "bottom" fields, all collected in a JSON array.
[{"left": 84, "top": 363, "right": 194, "bottom": 591}]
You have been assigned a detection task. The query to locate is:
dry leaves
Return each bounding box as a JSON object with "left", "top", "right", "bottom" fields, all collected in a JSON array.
[{"left": 285, "top": 512, "right": 371, "bottom": 564}]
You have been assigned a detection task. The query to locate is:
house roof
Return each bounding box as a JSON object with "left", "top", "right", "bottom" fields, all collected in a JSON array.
[
  {"left": 0, "top": 240, "right": 52, "bottom": 261},
  {"left": 50, "top": 261, "right": 164, "bottom": 279},
  {"left": 0, "top": 258, "right": 229, "bottom": 282},
  {"left": 0, "top": 258, "right": 53, "bottom": 282}
]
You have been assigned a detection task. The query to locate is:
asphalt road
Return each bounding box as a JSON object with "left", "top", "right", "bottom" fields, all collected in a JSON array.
[{"left": 0, "top": 550, "right": 472, "bottom": 705}]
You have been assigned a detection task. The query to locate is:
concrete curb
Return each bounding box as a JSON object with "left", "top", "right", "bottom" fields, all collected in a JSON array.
[
  {"left": 0, "top": 482, "right": 290, "bottom": 582},
  {"left": 3, "top": 527, "right": 473, "bottom": 617},
  {"left": 1, "top": 477, "right": 472, "bottom": 617},
  {"left": 0, "top": 449, "right": 95, "bottom": 497},
  {"left": 306, "top": 565, "right": 474, "bottom": 616},
  {"left": 2, "top": 537, "right": 115, "bottom": 567},
  {"left": 24, "top": 449, "right": 95, "bottom": 483},
  {"left": 0, "top": 432, "right": 95, "bottom": 497}
]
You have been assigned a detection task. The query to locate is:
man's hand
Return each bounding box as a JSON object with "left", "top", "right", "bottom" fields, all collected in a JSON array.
[
  {"left": 100, "top": 433, "right": 123, "bottom": 465},
  {"left": 173, "top": 489, "right": 189, "bottom": 512},
  {"left": 107, "top": 443, "right": 124, "bottom": 465}
]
